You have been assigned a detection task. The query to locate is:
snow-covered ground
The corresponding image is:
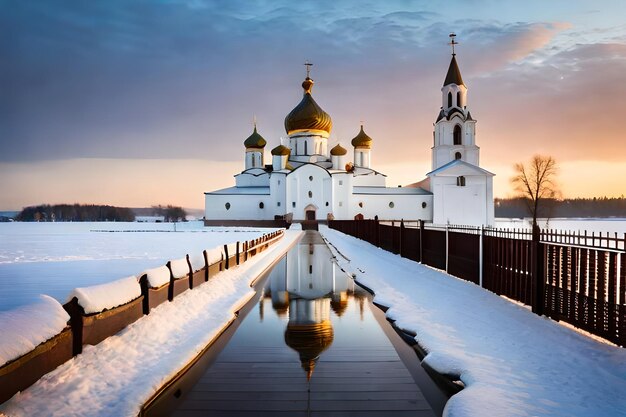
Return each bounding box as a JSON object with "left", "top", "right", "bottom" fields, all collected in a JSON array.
[
  {"left": 0, "top": 229, "right": 302, "bottom": 417},
  {"left": 495, "top": 217, "right": 626, "bottom": 234},
  {"left": 0, "top": 221, "right": 277, "bottom": 310},
  {"left": 320, "top": 225, "right": 626, "bottom": 417}
]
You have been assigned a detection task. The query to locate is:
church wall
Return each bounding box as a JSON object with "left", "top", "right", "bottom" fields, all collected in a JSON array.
[
  {"left": 235, "top": 171, "right": 270, "bottom": 187},
  {"left": 351, "top": 172, "right": 386, "bottom": 187},
  {"left": 431, "top": 175, "right": 491, "bottom": 226},
  {"left": 331, "top": 173, "right": 352, "bottom": 220},
  {"left": 350, "top": 193, "right": 433, "bottom": 221},
  {"left": 204, "top": 193, "right": 274, "bottom": 220},
  {"left": 270, "top": 173, "right": 287, "bottom": 216},
  {"left": 285, "top": 165, "right": 333, "bottom": 221}
]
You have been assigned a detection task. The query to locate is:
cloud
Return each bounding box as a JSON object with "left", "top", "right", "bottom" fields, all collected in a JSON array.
[{"left": 474, "top": 42, "right": 626, "bottom": 165}]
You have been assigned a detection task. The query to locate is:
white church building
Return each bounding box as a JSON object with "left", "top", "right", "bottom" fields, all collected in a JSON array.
[{"left": 205, "top": 43, "right": 494, "bottom": 227}]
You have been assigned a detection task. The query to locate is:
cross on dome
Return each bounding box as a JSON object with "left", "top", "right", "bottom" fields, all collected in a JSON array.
[
  {"left": 304, "top": 60, "right": 313, "bottom": 78},
  {"left": 448, "top": 33, "right": 458, "bottom": 56}
]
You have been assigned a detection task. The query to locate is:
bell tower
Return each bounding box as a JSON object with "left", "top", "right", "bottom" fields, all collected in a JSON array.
[{"left": 432, "top": 34, "right": 479, "bottom": 170}]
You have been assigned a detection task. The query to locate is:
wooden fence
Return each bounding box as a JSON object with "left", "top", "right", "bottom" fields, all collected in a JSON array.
[{"left": 328, "top": 219, "right": 626, "bottom": 347}]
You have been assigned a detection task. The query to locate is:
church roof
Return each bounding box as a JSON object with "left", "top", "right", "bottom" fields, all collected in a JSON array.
[
  {"left": 353, "top": 186, "right": 432, "bottom": 195},
  {"left": 330, "top": 144, "right": 347, "bottom": 156},
  {"left": 351, "top": 125, "right": 373, "bottom": 149},
  {"left": 271, "top": 144, "right": 291, "bottom": 156},
  {"left": 284, "top": 77, "right": 332, "bottom": 135},
  {"left": 443, "top": 55, "right": 465, "bottom": 87},
  {"left": 243, "top": 126, "right": 267, "bottom": 148},
  {"left": 426, "top": 159, "right": 494, "bottom": 177}
]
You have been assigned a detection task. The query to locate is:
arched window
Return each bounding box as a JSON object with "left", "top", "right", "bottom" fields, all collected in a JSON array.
[
  {"left": 457, "top": 176, "right": 466, "bottom": 187},
  {"left": 455, "top": 152, "right": 462, "bottom": 160},
  {"left": 447, "top": 92, "right": 452, "bottom": 108},
  {"left": 453, "top": 125, "right": 462, "bottom": 145},
  {"left": 304, "top": 141, "right": 308, "bottom": 155},
  {"left": 456, "top": 91, "right": 461, "bottom": 108}
]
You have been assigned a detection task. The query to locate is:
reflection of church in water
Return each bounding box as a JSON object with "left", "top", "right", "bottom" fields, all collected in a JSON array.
[{"left": 261, "top": 240, "right": 367, "bottom": 380}]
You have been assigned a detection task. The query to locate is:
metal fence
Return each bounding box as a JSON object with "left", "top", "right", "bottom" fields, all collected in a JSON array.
[{"left": 328, "top": 219, "right": 626, "bottom": 347}]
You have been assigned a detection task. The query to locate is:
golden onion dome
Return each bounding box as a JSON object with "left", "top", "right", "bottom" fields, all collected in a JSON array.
[
  {"left": 330, "top": 144, "right": 347, "bottom": 156},
  {"left": 243, "top": 126, "right": 267, "bottom": 148},
  {"left": 284, "top": 77, "right": 332, "bottom": 135},
  {"left": 271, "top": 144, "right": 291, "bottom": 156},
  {"left": 351, "top": 125, "right": 373, "bottom": 149}
]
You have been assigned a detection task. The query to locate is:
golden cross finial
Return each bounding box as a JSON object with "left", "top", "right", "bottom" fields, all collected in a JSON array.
[
  {"left": 304, "top": 60, "right": 313, "bottom": 78},
  {"left": 448, "top": 33, "right": 458, "bottom": 56},
  {"left": 252, "top": 114, "right": 257, "bottom": 130}
]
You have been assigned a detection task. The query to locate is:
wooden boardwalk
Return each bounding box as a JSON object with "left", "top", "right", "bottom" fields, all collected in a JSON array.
[
  {"left": 170, "top": 230, "right": 435, "bottom": 416},
  {"left": 172, "top": 345, "right": 434, "bottom": 417}
]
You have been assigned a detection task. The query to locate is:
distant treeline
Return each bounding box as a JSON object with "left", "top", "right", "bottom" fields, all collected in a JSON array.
[
  {"left": 150, "top": 205, "right": 187, "bottom": 222},
  {"left": 496, "top": 197, "right": 626, "bottom": 218},
  {"left": 17, "top": 204, "right": 135, "bottom": 222}
]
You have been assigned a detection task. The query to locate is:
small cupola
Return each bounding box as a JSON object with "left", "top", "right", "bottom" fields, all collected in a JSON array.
[
  {"left": 351, "top": 125, "right": 373, "bottom": 149},
  {"left": 244, "top": 125, "right": 267, "bottom": 149},
  {"left": 244, "top": 125, "right": 267, "bottom": 170},
  {"left": 351, "top": 125, "right": 373, "bottom": 168},
  {"left": 271, "top": 144, "right": 291, "bottom": 171},
  {"left": 330, "top": 144, "right": 347, "bottom": 170}
]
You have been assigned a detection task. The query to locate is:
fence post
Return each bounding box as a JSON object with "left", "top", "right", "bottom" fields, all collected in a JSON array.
[
  {"left": 399, "top": 220, "right": 404, "bottom": 257},
  {"left": 236, "top": 241, "right": 240, "bottom": 265},
  {"left": 419, "top": 220, "right": 424, "bottom": 263},
  {"left": 532, "top": 225, "right": 545, "bottom": 315},
  {"left": 224, "top": 244, "right": 229, "bottom": 270},
  {"left": 376, "top": 218, "right": 381, "bottom": 248},
  {"left": 445, "top": 224, "right": 449, "bottom": 273},
  {"left": 479, "top": 225, "right": 484, "bottom": 288}
]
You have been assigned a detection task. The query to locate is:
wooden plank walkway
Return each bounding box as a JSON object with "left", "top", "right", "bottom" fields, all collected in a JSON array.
[
  {"left": 173, "top": 346, "right": 434, "bottom": 416},
  {"left": 170, "top": 230, "right": 435, "bottom": 416},
  {"left": 172, "top": 318, "right": 434, "bottom": 415}
]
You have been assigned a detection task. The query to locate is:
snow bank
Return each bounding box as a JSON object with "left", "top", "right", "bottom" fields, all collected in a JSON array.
[
  {"left": 320, "top": 225, "right": 626, "bottom": 417},
  {"left": 0, "top": 230, "right": 301, "bottom": 417},
  {"left": 188, "top": 253, "right": 205, "bottom": 272},
  {"left": 0, "top": 295, "right": 69, "bottom": 367},
  {"left": 205, "top": 247, "right": 223, "bottom": 265},
  {"left": 141, "top": 266, "right": 170, "bottom": 289},
  {"left": 169, "top": 257, "right": 189, "bottom": 279},
  {"left": 68, "top": 276, "right": 141, "bottom": 315}
]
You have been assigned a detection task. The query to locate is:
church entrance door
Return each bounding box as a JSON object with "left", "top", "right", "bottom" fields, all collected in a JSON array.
[{"left": 306, "top": 210, "right": 316, "bottom": 221}]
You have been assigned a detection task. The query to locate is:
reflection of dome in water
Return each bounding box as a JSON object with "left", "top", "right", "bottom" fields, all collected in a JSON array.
[
  {"left": 330, "top": 298, "right": 348, "bottom": 317},
  {"left": 284, "top": 321, "right": 334, "bottom": 380}
]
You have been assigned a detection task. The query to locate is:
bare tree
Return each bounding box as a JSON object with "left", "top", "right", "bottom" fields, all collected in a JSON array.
[{"left": 511, "top": 155, "right": 559, "bottom": 232}]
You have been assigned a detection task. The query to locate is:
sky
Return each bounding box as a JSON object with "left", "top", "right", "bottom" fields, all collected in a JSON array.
[{"left": 1, "top": 0, "right": 625, "bottom": 210}]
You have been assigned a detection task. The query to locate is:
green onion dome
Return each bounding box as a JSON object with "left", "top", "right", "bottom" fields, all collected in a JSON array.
[
  {"left": 350, "top": 125, "right": 373, "bottom": 149},
  {"left": 284, "top": 77, "right": 332, "bottom": 135},
  {"left": 330, "top": 144, "right": 347, "bottom": 156},
  {"left": 271, "top": 144, "right": 291, "bottom": 156},
  {"left": 243, "top": 126, "right": 267, "bottom": 149}
]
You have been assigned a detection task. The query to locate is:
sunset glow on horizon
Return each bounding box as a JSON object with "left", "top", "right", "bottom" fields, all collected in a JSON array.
[{"left": 2, "top": 1, "right": 625, "bottom": 210}]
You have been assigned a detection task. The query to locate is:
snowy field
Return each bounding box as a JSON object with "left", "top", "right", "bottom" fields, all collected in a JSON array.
[
  {"left": 320, "top": 225, "right": 626, "bottom": 417},
  {"left": 495, "top": 217, "right": 626, "bottom": 234},
  {"left": 0, "top": 229, "right": 302, "bottom": 417},
  {"left": 0, "top": 221, "right": 277, "bottom": 311}
]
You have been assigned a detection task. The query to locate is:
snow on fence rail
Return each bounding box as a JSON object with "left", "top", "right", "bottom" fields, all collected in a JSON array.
[
  {"left": 0, "top": 229, "right": 285, "bottom": 405},
  {"left": 329, "top": 219, "right": 626, "bottom": 347}
]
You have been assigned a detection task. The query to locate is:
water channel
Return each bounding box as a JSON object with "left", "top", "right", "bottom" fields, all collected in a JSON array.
[{"left": 147, "top": 231, "right": 447, "bottom": 417}]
